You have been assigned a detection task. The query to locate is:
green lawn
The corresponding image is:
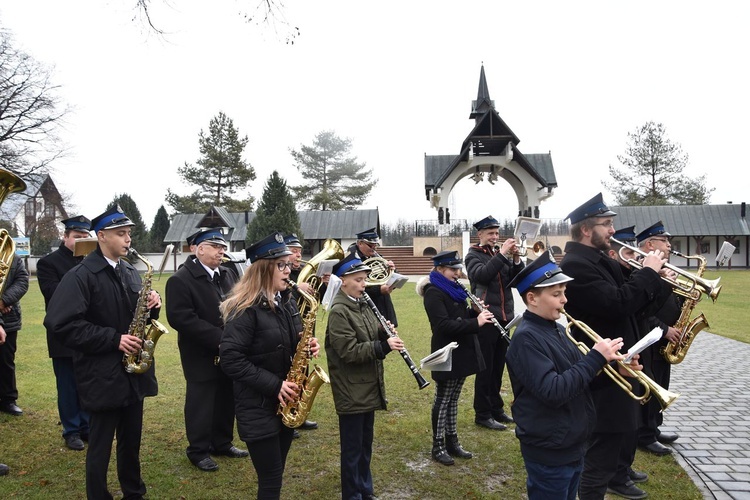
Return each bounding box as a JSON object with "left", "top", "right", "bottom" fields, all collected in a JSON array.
[{"left": 3, "top": 269, "right": 742, "bottom": 498}]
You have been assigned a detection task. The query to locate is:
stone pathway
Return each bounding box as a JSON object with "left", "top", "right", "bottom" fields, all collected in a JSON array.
[{"left": 661, "top": 332, "right": 750, "bottom": 500}]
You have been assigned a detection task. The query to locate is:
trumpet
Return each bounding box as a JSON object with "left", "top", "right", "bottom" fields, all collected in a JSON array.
[
  {"left": 611, "top": 237, "right": 721, "bottom": 302},
  {"left": 560, "top": 309, "right": 680, "bottom": 412},
  {"left": 515, "top": 240, "right": 546, "bottom": 257}
]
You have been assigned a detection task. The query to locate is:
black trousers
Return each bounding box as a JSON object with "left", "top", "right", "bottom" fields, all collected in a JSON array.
[
  {"left": 638, "top": 359, "right": 671, "bottom": 445},
  {"left": 579, "top": 430, "right": 636, "bottom": 500},
  {"left": 474, "top": 326, "right": 506, "bottom": 420},
  {"left": 86, "top": 400, "right": 146, "bottom": 500},
  {"left": 184, "top": 373, "right": 236, "bottom": 461},
  {"left": 0, "top": 330, "right": 19, "bottom": 402},
  {"left": 245, "top": 426, "right": 294, "bottom": 500}
]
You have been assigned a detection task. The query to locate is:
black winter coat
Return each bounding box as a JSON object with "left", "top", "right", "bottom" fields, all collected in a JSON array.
[
  {"left": 43, "top": 249, "right": 159, "bottom": 412},
  {"left": 464, "top": 244, "right": 524, "bottom": 324},
  {"left": 348, "top": 244, "right": 398, "bottom": 326},
  {"left": 1, "top": 256, "right": 29, "bottom": 333},
  {"left": 418, "top": 278, "right": 485, "bottom": 381},
  {"left": 506, "top": 311, "right": 607, "bottom": 466},
  {"left": 37, "top": 243, "right": 83, "bottom": 358},
  {"left": 166, "top": 258, "right": 237, "bottom": 382},
  {"left": 219, "top": 290, "right": 299, "bottom": 443},
  {"left": 560, "top": 241, "right": 672, "bottom": 432}
]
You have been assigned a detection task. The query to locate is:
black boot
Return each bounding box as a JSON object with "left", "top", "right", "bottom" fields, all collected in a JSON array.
[
  {"left": 431, "top": 438, "right": 454, "bottom": 465},
  {"left": 445, "top": 434, "right": 473, "bottom": 459}
]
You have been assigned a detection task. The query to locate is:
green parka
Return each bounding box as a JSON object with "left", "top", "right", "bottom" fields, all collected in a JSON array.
[{"left": 325, "top": 290, "right": 390, "bottom": 415}]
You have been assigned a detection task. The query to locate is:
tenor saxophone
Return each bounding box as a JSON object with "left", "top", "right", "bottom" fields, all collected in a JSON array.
[
  {"left": 122, "top": 248, "right": 169, "bottom": 374},
  {"left": 277, "top": 279, "right": 330, "bottom": 428}
]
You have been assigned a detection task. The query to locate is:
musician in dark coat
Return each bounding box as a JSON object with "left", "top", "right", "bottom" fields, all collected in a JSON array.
[
  {"left": 560, "top": 193, "right": 672, "bottom": 500},
  {"left": 220, "top": 232, "right": 319, "bottom": 500},
  {"left": 37, "top": 215, "right": 92, "bottom": 450},
  {"left": 166, "top": 228, "right": 247, "bottom": 472},
  {"left": 464, "top": 215, "right": 523, "bottom": 430},
  {"left": 0, "top": 254, "right": 29, "bottom": 418},
  {"left": 418, "top": 250, "right": 491, "bottom": 466},
  {"left": 634, "top": 222, "right": 682, "bottom": 454},
  {"left": 44, "top": 206, "right": 162, "bottom": 500},
  {"left": 347, "top": 227, "right": 398, "bottom": 326}
]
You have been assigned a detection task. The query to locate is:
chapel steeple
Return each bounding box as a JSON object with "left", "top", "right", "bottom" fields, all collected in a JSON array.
[{"left": 470, "top": 64, "right": 495, "bottom": 120}]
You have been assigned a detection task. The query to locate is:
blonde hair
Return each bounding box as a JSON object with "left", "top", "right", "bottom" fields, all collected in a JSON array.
[{"left": 220, "top": 259, "right": 280, "bottom": 322}]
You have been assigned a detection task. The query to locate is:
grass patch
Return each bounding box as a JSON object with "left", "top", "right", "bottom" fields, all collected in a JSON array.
[{"left": 3, "top": 269, "right": 741, "bottom": 498}]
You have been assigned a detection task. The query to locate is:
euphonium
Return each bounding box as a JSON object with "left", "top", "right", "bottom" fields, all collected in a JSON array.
[
  {"left": 278, "top": 279, "right": 330, "bottom": 428},
  {"left": 561, "top": 309, "right": 680, "bottom": 412},
  {"left": 122, "top": 248, "right": 169, "bottom": 374},
  {"left": 0, "top": 169, "right": 27, "bottom": 293},
  {"left": 296, "top": 238, "right": 345, "bottom": 315},
  {"left": 661, "top": 251, "right": 710, "bottom": 364}
]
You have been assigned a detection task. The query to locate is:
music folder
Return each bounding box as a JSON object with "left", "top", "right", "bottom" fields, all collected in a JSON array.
[
  {"left": 420, "top": 342, "right": 459, "bottom": 371},
  {"left": 715, "top": 241, "right": 736, "bottom": 267},
  {"left": 623, "top": 327, "right": 662, "bottom": 364}
]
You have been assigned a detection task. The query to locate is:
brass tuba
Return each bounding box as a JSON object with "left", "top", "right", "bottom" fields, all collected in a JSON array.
[
  {"left": 296, "top": 238, "right": 345, "bottom": 315},
  {"left": 122, "top": 248, "right": 169, "bottom": 374},
  {"left": 278, "top": 279, "right": 330, "bottom": 428},
  {"left": 0, "top": 169, "right": 27, "bottom": 292},
  {"left": 561, "top": 309, "right": 680, "bottom": 412}
]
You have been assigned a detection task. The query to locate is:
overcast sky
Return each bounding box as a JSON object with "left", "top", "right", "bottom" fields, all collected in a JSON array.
[{"left": 2, "top": 1, "right": 749, "bottom": 231}]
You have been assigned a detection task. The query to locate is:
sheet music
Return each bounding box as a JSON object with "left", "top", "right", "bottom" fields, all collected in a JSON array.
[
  {"left": 715, "top": 241, "right": 736, "bottom": 267},
  {"left": 623, "top": 327, "right": 662, "bottom": 364}
]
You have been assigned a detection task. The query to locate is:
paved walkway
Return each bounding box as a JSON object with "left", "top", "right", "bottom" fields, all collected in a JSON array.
[{"left": 663, "top": 331, "right": 750, "bottom": 500}]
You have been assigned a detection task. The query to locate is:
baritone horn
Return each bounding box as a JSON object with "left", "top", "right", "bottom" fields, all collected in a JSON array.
[
  {"left": 561, "top": 309, "right": 680, "bottom": 412},
  {"left": 611, "top": 237, "right": 721, "bottom": 302},
  {"left": 0, "top": 169, "right": 27, "bottom": 293}
]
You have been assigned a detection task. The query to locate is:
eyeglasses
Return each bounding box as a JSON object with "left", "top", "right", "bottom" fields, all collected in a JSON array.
[
  {"left": 591, "top": 221, "right": 615, "bottom": 228},
  {"left": 650, "top": 237, "right": 671, "bottom": 244},
  {"left": 276, "top": 261, "right": 293, "bottom": 271}
]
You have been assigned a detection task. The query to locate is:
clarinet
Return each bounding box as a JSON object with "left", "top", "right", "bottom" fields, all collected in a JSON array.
[
  {"left": 361, "top": 292, "right": 430, "bottom": 390},
  {"left": 454, "top": 279, "right": 512, "bottom": 345}
]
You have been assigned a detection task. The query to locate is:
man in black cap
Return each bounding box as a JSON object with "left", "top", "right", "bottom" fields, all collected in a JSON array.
[
  {"left": 560, "top": 194, "right": 673, "bottom": 500},
  {"left": 0, "top": 222, "right": 30, "bottom": 418},
  {"left": 348, "top": 227, "right": 398, "bottom": 326},
  {"left": 37, "top": 215, "right": 93, "bottom": 450},
  {"left": 166, "top": 228, "right": 248, "bottom": 472},
  {"left": 44, "top": 205, "right": 162, "bottom": 499},
  {"left": 464, "top": 215, "right": 523, "bottom": 430},
  {"left": 635, "top": 221, "right": 681, "bottom": 456}
]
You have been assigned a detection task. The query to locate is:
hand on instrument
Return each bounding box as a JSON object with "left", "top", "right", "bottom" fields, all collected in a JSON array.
[
  {"left": 618, "top": 353, "right": 643, "bottom": 376},
  {"left": 308, "top": 337, "right": 320, "bottom": 357},
  {"left": 147, "top": 290, "right": 161, "bottom": 309},
  {"left": 296, "top": 282, "right": 314, "bottom": 294},
  {"left": 593, "top": 337, "right": 625, "bottom": 362},
  {"left": 380, "top": 284, "right": 393, "bottom": 295},
  {"left": 659, "top": 268, "right": 678, "bottom": 280},
  {"left": 477, "top": 309, "right": 494, "bottom": 326},
  {"left": 0, "top": 325, "right": 6, "bottom": 345},
  {"left": 386, "top": 260, "right": 395, "bottom": 270},
  {"left": 321, "top": 273, "right": 331, "bottom": 284},
  {"left": 387, "top": 335, "right": 404, "bottom": 352},
  {"left": 119, "top": 334, "right": 143, "bottom": 354},
  {"left": 642, "top": 250, "right": 667, "bottom": 273},
  {"left": 664, "top": 326, "right": 681, "bottom": 343},
  {"left": 278, "top": 380, "right": 300, "bottom": 406},
  {"left": 499, "top": 238, "right": 516, "bottom": 256}
]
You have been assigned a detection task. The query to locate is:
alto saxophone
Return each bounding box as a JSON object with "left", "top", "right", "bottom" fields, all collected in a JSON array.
[
  {"left": 122, "top": 248, "right": 169, "bottom": 374},
  {"left": 277, "top": 279, "right": 330, "bottom": 428}
]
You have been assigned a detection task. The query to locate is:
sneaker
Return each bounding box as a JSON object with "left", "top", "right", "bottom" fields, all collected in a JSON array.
[
  {"left": 65, "top": 433, "right": 85, "bottom": 451},
  {"left": 606, "top": 480, "right": 648, "bottom": 499}
]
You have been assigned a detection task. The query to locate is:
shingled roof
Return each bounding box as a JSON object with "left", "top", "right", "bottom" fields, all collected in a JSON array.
[{"left": 611, "top": 204, "right": 749, "bottom": 237}]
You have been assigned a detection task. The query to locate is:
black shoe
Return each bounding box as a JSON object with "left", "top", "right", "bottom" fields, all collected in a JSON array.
[
  {"left": 292, "top": 429, "right": 300, "bottom": 439},
  {"left": 191, "top": 457, "right": 219, "bottom": 472},
  {"left": 445, "top": 435, "right": 473, "bottom": 459},
  {"left": 474, "top": 418, "right": 507, "bottom": 430},
  {"left": 64, "top": 433, "right": 85, "bottom": 451},
  {"left": 657, "top": 432, "right": 679, "bottom": 444},
  {"left": 494, "top": 413, "right": 514, "bottom": 424},
  {"left": 211, "top": 446, "right": 249, "bottom": 458},
  {"left": 0, "top": 402, "right": 22, "bottom": 416},
  {"left": 607, "top": 480, "right": 648, "bottom": 499},
  {"left": 363, "top": 495, "right": 379, "bottom": 500},
  {"left": 641, "top": 441, "right": 672, "bottom": 456},
  {"left": 0, "top": 464, "right": 8, "bottom": 476},
  {"left": 628, "top": 468, "right": 648, "bottom": 483},
  {"left": 431, "top": 448, "right": 454, "bottom": 465},
  {"left": 300, "top": 420, "right": 318, "bottom": 430}
]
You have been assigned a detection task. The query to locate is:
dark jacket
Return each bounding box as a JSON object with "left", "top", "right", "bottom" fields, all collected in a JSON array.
[
  {"left": 417, "top": 277, "right": 485, "bottom": 381},
  {"left": 560, "top": 241, "right": 672, "bottom": 432},
  {"left": 325, "top": 289, "right": 390, "bottom": 415},
  {"left": 348, "top": 244, "right": 398, "bottom": 326},
  {"left": 37, "top": 243, "right": 83, "bottom": 358},
  {"left": 506, "top": 311, "right": 607, "bottom": 466},
  {"left": 219, "top": 290, "right": 299, "bottom": 443},
  {"left": 43, "top": 249, "right": 159, "bottom": 412},
  {"left": 464, "top": 244, "right": 524, "bottom": 323},
  {"left": 166, "top": 258, "right": 237, "bottom": 382},
  {"left": 1, "top": 256, "right": 29, "bottom": 333}
]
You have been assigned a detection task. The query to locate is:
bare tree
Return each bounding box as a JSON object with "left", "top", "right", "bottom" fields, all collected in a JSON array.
[{"left": 0, "top": 29, "right": 68, "bottom": 183}]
